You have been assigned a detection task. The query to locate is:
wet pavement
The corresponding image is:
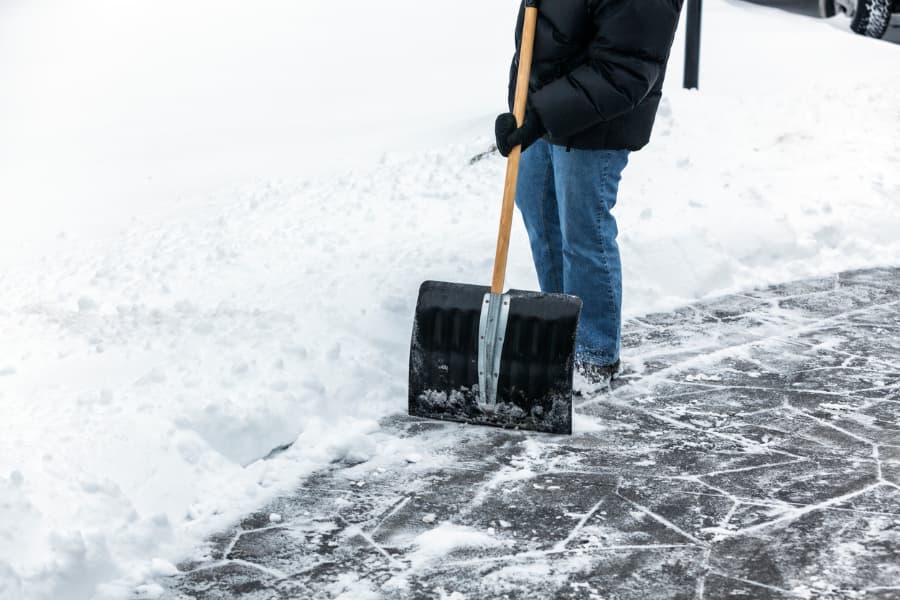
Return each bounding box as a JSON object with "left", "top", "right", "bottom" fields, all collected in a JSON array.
[{"left": 164, "top": 268, "right": 900, "bottom": 599}]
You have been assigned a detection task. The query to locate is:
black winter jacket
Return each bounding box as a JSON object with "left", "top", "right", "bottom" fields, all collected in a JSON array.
[{"left": 509, "top": 0, "right": 683, "bottom": 151}]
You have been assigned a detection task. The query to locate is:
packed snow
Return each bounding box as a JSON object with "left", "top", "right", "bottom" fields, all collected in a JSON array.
[{"left": 1, "top": 0, "right": 899, "bottom": 598}]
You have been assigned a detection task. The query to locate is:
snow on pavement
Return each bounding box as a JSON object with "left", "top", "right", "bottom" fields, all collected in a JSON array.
[{"left": 1, "top": 0, "right": 899, "bottom": 598}]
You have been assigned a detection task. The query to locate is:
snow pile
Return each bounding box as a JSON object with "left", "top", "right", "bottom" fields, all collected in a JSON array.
[{"left": 1, "top": 0, "right": 899, "bottom": 598}]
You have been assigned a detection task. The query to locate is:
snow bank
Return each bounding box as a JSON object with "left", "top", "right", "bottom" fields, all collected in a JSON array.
[
  {"left": 1, "top": 0, "right": 898, "bottom": 598},
  {"left": 0, "top": 0, "right": 514, "bottom": 268},
  {"left": 621, "top": 2, "right": 900, "bottom": 312}
]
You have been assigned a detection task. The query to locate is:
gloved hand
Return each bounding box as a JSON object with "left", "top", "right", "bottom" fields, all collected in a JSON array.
[{"left": 495, "top": 105, "right": 545, "bottom": 157}]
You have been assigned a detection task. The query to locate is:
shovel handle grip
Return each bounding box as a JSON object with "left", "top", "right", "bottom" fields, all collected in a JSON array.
[{"left": 491, "top": 4, "right": 538, "bottom": 295}]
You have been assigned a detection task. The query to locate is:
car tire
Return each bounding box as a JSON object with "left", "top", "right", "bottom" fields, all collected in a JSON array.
[
  {"left": 819, "top": 0, "right": 837, "bottom": 17},
  {"left": 850, "top": 0, "right": 892, "bottom": 38}
]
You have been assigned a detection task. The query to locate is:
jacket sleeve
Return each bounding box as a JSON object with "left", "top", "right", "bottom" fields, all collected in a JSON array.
[{"left": 529, "top": 0, "right": 683, "bottom": 139}]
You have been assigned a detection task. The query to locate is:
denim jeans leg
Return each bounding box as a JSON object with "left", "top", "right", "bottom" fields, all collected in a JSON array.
[
  {"left": 514, "top": 140, "right": 564, "bottom": 294},
  {"left": 551, "top": 145, "right": 630, "bottom": 365}
]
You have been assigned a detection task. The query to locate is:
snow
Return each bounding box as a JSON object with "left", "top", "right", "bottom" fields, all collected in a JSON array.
[
  {"left": 1, "top": 0, "right": 899, "bottom": 598},
  {"left": 328, "top": 573, "right": 381, "bottom": 600},
  {"left": 407, "top": 524, "right": 505, "bottom": 569}
]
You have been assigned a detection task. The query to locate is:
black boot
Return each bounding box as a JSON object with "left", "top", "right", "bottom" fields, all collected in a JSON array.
[{"left": 574, "top": 360, "right": 621, "bottom": 394}]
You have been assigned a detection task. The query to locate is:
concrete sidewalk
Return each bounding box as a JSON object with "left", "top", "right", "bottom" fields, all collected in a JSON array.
[{"left": 165, "top": 268, "right": 900, "bottom": 599}]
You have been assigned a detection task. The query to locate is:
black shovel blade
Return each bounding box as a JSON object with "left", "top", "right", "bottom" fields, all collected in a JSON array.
[{"left": 409, "top": 280, "right": 582, "bottom": 435}]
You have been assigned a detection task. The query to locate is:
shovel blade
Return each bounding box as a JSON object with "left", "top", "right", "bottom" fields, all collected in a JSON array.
[{"left": 409, "top": 280, "right": 581, "bottom": 435}]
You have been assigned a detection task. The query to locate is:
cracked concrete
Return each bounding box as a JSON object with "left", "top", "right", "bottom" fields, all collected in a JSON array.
[{"left": 164, "top": 268, "right": 900, "bottom": 599}]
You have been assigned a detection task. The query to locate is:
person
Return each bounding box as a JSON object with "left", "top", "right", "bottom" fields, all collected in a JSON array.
[{"left": 495, "top": 0, "right": 683, "bottom": 385}]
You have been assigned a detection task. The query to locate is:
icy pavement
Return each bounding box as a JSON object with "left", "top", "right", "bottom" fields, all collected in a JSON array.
[{"left": 164, "top": 268, "right": 900, "bottom": 600}]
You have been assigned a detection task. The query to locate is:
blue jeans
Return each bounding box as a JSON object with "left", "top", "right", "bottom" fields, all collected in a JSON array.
[{"left": 515, "top": 139, "right": 630, "bottom": 366}]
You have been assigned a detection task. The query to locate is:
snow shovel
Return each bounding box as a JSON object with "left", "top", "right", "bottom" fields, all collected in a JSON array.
[{"left": 408, "top": 2, "right": 582, "bottom": 435}]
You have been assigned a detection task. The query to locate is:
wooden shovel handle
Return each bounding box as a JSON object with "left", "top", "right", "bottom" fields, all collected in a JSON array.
[{"left": 492, "top": 4, "right": 539, "bottom": 294}]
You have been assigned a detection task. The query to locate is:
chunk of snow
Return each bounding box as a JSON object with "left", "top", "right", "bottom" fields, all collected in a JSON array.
[
  {"left": 408, "top": 523, "right": 503, "bottom": 567},
  {"left": 149, "top": 558, "right": 179, "bottom": 576}
]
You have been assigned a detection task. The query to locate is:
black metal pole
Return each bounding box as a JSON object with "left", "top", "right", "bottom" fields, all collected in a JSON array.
[{"left": 684, "top": 0, "right": 702, "bottom": 89}]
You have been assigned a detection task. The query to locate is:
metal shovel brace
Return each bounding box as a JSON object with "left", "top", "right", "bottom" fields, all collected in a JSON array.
[{"left": 407, "top": 1, "right": 582, "bottom": 435}]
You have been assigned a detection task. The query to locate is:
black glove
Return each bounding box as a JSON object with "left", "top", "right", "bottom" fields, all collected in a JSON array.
[{"left": 495, "top": 105, "right": 545, "bottom": 157}]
